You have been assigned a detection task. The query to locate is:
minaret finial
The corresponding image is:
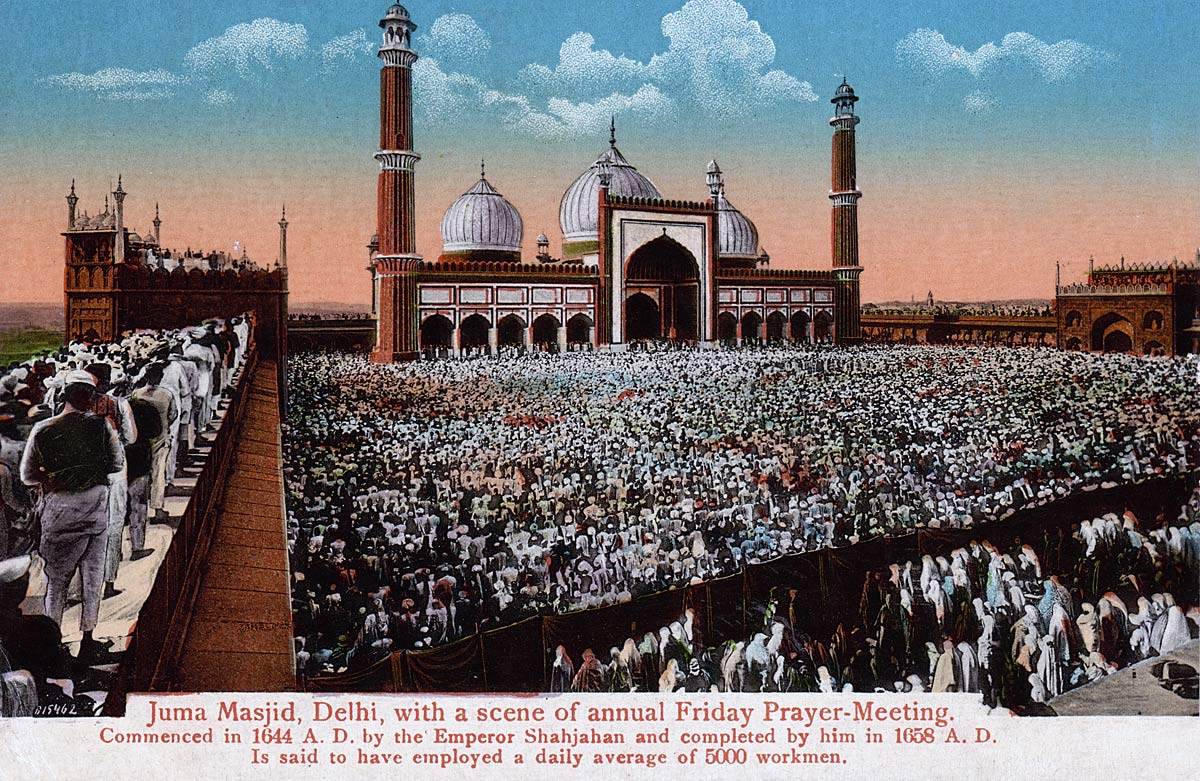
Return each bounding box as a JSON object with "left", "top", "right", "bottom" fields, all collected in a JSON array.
[
  {"left": 70, "top": 179, "right": 76, "bottom": 195},
  {"left": 609, "top": 115, "right": 616, "bottom": 147},
  {"left": 155, "top": 202, "right": 160, "bottom": 218}
]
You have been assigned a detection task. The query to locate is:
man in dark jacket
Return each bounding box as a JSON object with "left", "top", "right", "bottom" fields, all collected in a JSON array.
[{"left": 19, "top": 370, "right": 124, "bottom": 659}]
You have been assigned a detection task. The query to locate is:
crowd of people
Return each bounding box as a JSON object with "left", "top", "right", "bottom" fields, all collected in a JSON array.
[
  {"left": 869, "top": 304, "right": 1053, "bottom": 317},
  {"left": 283, "top": 344, "right": 1200, "bottom": 680},
  {"left": 0, "top": 315, "right": 252, "bottom": 716},
  {"left": 289, "top": 312, "right": 371, "bottom": 321},
  {"left": 137, "top": 248, "right": 266, "bottom": 274},
  {"left": 552, "top": 496, "right": 1199, "bottom": 708}
]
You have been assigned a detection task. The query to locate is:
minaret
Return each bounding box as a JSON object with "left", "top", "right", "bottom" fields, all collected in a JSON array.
[
  {"left": 113, "top": 176, "right": 127, "bottom": 264},
  {"left": 278, "top": 204, "right": 288, "bottom": 268},
  {"left": 153, "top": 202, "right": 162, "bottom": 245},
  {"left": 66, "top": 180, "right": 79, "bottom": 229},
  {"left": 371, "top": 2, "right": 422, "bottom": 363},
  {"left": 830, "top": 79, "right": 863, "bottom": 344}
]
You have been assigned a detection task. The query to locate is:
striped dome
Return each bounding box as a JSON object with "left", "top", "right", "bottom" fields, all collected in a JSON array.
[
  {"left": 441, "top": 176, "right": 523, "bottom": 253},
  {"left": 716, "top": 194, "right": 759, "bottom": 258},
  {"left": 559, "top": 144, "right": 661, "bottom": 242}
]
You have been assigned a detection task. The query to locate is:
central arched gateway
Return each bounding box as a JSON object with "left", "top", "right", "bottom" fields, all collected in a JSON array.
[
  {"left": 625, "top": 293, "right": 661, "bottom": 341},
  {"left": 624, "top": 234, "right": 701, "bottom": 342}
]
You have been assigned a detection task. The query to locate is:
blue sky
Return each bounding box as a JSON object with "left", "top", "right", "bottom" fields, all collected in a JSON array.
[
  {"left": 6, "top": 0, "right": 1195, "bottom": 147},
  {"left": 2, "top": 1, "right": 1197, "bottom": 304}
]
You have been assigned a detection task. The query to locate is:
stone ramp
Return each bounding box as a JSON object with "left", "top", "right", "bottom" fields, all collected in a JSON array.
[{"left": 176, "top": 360, "right": 295, "bottom": 691}]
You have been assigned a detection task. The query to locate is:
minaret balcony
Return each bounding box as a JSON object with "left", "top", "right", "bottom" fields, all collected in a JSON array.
[{"left": 375, "top": 151, "right": 421, "bottom": 171}]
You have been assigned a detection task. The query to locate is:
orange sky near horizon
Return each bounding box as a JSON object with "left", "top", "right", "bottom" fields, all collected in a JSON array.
[{"left": 3, "top": 140, "right": 1196, "bottom": 309}]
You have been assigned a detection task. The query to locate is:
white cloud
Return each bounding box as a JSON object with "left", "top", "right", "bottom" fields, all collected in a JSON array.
[
  {"left": 962, "top": 90, "right": 995, "bottom": 114},
  {"left": 44, "top": 17, "right": 314, "bottom": 105},
  {"left": 43, "top": 67, "right": 184, "bottom": 100},
  {"left": 418, "top": 14, "right": 490, "bottom": 63},
  {"left": 520, "top": 32, "right": 649, "bottom": 95},
  {"left": 520, "top": 0, "right": 816, "bottom": 118},
  {"left": 42, "top": 2, "right": 814, "bottom": 126},
  {"left": 320, "top": 29, "right": 375, "bottom": 71},
  {"left": 896, "top": 28, "right": 1109, "bottom": 83},
  {"left": 184, "top": 18, "right": 309, "bottom": 78},
  {"left": 413, "top": 57, "right": 488, "bottom": 118},
  {"left": 205, "top": 88, "right": 236, "bottom": 105},
  {"left": 415, "top": 58, "right": 671, "bottom": 140},
  {"left": 540, "top": 85, "right": 673, "bottom": 139}
]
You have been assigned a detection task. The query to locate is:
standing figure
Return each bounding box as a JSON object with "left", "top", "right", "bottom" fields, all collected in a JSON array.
[{"left": 19, "top": 370, "right": 124, "bottom": 659}]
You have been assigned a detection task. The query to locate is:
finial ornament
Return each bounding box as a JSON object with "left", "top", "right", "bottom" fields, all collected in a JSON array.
[
  {"left": 480, "top": 158, "right": 486, "bottom": 179},
  {"left": 609, "top": 115, "right": 616, "bottom": 147}
]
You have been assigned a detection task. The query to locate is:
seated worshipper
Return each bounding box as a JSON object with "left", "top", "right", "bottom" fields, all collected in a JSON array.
[
  {"left": 0, "top": 555, "right": 75, "bottom": 713},
  {"left": 550, "top": 645, "right": 574, "bottom": 692},
  {"left": 19, "top": 369, "right": 124, "bottom": 660},
  {"left": 571, "top": 648, "right": 605, "bottom": 693}
]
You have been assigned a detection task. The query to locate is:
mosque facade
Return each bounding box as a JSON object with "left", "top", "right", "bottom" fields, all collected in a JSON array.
[
  {"left": 368, "top": 3, "right": 863, "bottom": 363},
  {"left": 1055, "top": 255, "right": 1200, "bottom": 356},
  {"left": 60, "top": 179, "right": 290, "bottom": 361}
]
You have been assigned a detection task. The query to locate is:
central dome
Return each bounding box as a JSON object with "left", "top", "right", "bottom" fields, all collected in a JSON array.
[
  {"left": 441, "top": 174, "right": 523, "bottom": 256},
  {"left": 559, "top": 144, "right": 661, "bottom": 243}
]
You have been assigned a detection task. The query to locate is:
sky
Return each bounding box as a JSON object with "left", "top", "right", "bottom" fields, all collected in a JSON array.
[{"left": 1, "top": 0, "right": 1197, "bottom": 306}]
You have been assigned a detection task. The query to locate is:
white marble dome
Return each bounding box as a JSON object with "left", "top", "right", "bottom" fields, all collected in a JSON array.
[
  {"left": 441, "top": 176, "right": 523, "bottom": 253},
  {"left": 559, "top": 144, "right": 661, "bottom": 243},
  {"left": 716, "top": 194, "right": 759, "bottom": 259}
]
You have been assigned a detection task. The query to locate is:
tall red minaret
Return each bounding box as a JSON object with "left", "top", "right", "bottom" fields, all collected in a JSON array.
[
  {"left": 371, "top": 3, "right": 421, "bottom": 363},
  {"left": 830, "top": 79, "right": 863, "bottom": 344}
]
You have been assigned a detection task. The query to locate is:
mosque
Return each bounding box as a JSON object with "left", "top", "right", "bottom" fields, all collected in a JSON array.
[{"left": 368, "top": 3, "right": 864, "bottom": 362}]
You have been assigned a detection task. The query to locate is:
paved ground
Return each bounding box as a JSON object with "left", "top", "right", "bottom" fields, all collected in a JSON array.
[
  {"left": 1050, "top": 639, "right": 1200, "bottom": 716},
  {"left": 176, "top": 360, "right": 295, "bottom": 692}
]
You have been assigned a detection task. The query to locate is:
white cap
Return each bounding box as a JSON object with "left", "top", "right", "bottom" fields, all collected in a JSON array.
[{"left": 65, "top": 369, "right": 97, "bottom": 387}]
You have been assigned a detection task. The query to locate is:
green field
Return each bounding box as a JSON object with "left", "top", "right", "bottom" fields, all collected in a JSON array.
[{"left": 0, "top": 328, "right": 63, "bottom": 365}]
